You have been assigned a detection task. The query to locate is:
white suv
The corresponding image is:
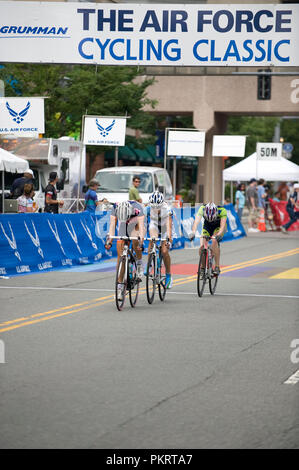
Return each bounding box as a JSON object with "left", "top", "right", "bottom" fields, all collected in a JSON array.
[{"left": 93, "top": 166, "right": 173, "bottom": 204}]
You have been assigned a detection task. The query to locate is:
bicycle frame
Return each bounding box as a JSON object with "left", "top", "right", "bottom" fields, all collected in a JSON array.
[
  {"left": 200, "top": 236, "right": 215, "bottom": 280},
  {"left": 147, "top": 236, "right": 168, "bottom": 274},
  {"left": 145, "top": 237, "right": 169, "bottom": 303},
  {"left": 110, "top": 235, "right": 141, "bottom": 310},
  {"left": 197, "top": 236, "right": 219, "bottom": 297}
]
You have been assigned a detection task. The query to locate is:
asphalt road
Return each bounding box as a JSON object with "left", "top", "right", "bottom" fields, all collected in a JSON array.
[{"left": 0, "top": 231, "right": 298, "bottom": 449}]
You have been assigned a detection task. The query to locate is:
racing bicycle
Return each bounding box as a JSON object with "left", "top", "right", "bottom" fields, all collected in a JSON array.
[
  {"left": 197, "top": 236, "right": 219, "bottom": 297},
  {"left": 110, "top": 236, "right": 141, "bottom": 311},
  {"left": 145, "top": 237, "right": 169, "bottom": 304}
]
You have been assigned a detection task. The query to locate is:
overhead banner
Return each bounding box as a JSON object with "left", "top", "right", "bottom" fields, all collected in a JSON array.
[
  {"left": 0, "top": 97, "right": 45, "bottom": 134},
  {"left": 212, "top": 135, "right": 247, "bottom": 157},
  {"left": 0, "top": 2, "right": 298, "bottom": 66},
  {"left": 167, "top": 130, "right": 205, "bottom": 157},
  {"left": 256, "top": 142, "right": 282, "bottom": 160},
  {"left": 83, "top": 115, "right": 127, "bottom": 146}
]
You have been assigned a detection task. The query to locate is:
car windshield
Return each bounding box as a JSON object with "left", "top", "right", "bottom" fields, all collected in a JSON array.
[{"left": 94, "top": 172, "right": 153, "bottom": 193}]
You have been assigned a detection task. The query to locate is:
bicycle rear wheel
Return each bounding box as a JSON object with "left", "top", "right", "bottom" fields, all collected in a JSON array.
[
  {"left": 129, "top": 257, "right": 140, "bottom": 307},
  {"left": 197, "top": 250, "right": 207, "bottom": 297},
  {"left": 115, "top": 257, "right": 127, "bottom": 311},
  {"left": 146, "top": 253, "right": 156, "bottom": 304},
  {"left": 158, "top": 254, "right": 166, "bottom": 301},
  {"left": 209, "top": 253, "right": 219, "bottom": 295}
]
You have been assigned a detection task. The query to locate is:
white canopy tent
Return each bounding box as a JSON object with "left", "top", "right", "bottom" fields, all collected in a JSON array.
[
  {"left": 222, "top": 152, "right": 299, "bottom": 202},
  {"left": 0, "top": 147, "right": 29, "bottom": 213}
]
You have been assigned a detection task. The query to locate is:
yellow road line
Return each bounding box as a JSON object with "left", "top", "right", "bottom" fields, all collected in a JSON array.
[
  {"left": 1, "top": 247, "right": 298, "bottom": 333},
  {"left": 270, "top": 268, "right": 299, "bottom": 279}
]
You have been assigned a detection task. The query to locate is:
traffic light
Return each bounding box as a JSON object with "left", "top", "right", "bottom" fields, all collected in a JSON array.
[{"left": 257, "top": 70, "right": 271, "bottom": 100}]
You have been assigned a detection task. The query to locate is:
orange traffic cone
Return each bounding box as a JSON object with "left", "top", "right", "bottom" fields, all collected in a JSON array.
[{"left": 258, "top": 209, "right": 266, "bottom": 232}]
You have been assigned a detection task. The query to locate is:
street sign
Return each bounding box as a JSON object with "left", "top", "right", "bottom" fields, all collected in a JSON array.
[
  {"left": 283, "top": 143, "right": 293, "bottom": 153},
  {"left": 212, "top": 135, "right": 246, "bottom": 157},
  {"left": 256, "top": 142, "right": 282, "bottom": 160}
]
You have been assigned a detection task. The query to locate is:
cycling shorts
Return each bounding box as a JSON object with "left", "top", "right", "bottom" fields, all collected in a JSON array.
[{"left": 202, "top": 220, "right": 225, "bottom": 241}]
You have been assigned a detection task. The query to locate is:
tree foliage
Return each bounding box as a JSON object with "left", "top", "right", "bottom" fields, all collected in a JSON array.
[
  {"left": 0, "top": 63, "right": 157, "bottom": 145},
  {"left": 226, "top": 115, "right": 299, "bottom": 166}
]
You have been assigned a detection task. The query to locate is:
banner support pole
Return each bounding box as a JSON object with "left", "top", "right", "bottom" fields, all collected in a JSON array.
[
  {"left": 77, "top": 115, "right": 85, "bottom": 213},
  {"left": 1, "top": 171, "right": 4, "bottom": 214}
]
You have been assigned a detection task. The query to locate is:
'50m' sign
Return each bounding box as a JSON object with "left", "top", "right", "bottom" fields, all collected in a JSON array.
[{"left": 256, "top": 142, "right": 282, "bottom": 160}]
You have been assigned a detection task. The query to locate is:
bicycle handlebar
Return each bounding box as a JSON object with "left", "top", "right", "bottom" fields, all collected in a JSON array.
[
  {"left": 144, "top": 237, "right": 169, "bottom": 242},
  {"left": 109, "top": 236, "right": 142, "bottom": 241}
]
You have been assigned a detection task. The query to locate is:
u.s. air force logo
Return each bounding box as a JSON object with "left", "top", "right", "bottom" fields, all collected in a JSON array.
[
  {"left": 6, "top": 101, "right": 31, "bottom": 124},
  {"left": 96, "top": 119, "right": 115, "bottom": 137}
]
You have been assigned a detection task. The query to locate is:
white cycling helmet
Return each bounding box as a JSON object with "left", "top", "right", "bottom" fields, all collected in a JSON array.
[
  {"left": 116, "top": 201, "right": 134, "bottom": 222},
  {"left": 204, "top": 202, "right": 218, "bottom": 222},
  {"left": 149, "top": 191, "right": 164, "bottom": 208}
]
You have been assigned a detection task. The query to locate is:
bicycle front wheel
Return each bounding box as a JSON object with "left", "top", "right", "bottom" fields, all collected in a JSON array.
[
  {"left": 129, "top": 257, "right": 140, "bottom": 308},
  {"left": 197, "top": 250, "right": 207, "bottom": 297},
  {"left": 158, "top": 254, "right": 166, "bottom": 301},
  {"left": 146, "top": 253, "right": 156, "bottom": 304},
  {"left": 115, "top": 256, "right": 127, "bottom": 311},
  {"left": 209, "top": 253, "right": 219, "bottom": 295}
]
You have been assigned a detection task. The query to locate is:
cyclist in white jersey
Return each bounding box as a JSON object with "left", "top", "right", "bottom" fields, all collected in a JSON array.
[
  {"left": 106, "top": 201, "right": 145, "bottom": 300},
  {"left": 146, "top": 191, "right": 173, "bottom": 289}
]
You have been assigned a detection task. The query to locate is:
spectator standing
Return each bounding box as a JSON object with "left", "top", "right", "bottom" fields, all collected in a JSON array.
[
  {"left": 129, "top": 175, "right": 142, "bottom": 203},
  {"left": 264, "top": 184, "right": 275, "bottom": 231},
  {"left": 257, "top": 179, "right": 266, "bottom": 210},
  {"left": 277, "top": 182, "right": 289, "bottom": 201},
  {"left": 246, "top": 178, "right": 259, "bottom": 232},
  {"left": 17, "top": 183, "right": 34, "bottom": 213},
  {"left": 44, "top": 172, "right": 64, "bottom": 214},
  {"left": 235, "top": 183, "right": 245, "bottom": 221},
  {"left": 84, "top": 179, "right": 108, "bottom": 213},
  {"left": 11, "top": 169, "right": 35, "bottom": 198},
  {"left": 281, "top": 183, "right": 299, "bottom": 233}
]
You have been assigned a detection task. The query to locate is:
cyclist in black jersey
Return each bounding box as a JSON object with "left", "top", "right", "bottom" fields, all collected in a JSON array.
[{"left": 189, "top": 202, "right": 227, "bottom": 276}]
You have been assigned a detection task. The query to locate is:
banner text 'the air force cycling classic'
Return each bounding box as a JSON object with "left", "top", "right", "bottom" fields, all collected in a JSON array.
[{"left": 0, "top": 2, "right": 298, "bottom": 66}]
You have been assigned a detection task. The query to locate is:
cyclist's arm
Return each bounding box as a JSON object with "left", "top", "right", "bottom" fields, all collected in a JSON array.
[
  {"left": 218, "top": 216, "right": 227, "bottom": 237},
  {"left": 192, "top": 214, "right": 202, "bottom": 233},
  {"left": 106, "top": 215, "right": 116, "bottom": 247}
]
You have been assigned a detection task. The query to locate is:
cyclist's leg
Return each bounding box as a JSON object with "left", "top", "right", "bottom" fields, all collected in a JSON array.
[
  {"left": 161, "top": 239, "right": 172, "bottom": 288},
  {"left": 131, "top": 224, "right": 143, "bottom": 278},
  {"left": 211, "top": 226, "right": 225, "bottom": 273},
  {"left": 148, "top": 225, "right": 158, "bottom": 255},
  {"left": 116, "top": 240, "right": 126, "bottom": 282},
  {"left": 200, "top": 227, "right": 211, "bottom": 265}
]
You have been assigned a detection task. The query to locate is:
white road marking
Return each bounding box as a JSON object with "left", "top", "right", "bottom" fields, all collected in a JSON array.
[
  {"left": 168, "top": 291, "right": 299, "bottom": 299},
  {"left": 0, "top": 286, "right": 114, "bottom": 293},
  {"left": 284, "top": 370, "right": 299, "bottom": 385},
  {"left": 0, "top": 286, "right": 298, "bottom": 299}
]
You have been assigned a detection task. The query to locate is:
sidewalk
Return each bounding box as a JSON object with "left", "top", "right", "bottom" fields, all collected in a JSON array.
[{"left": 241, "top": 209, "right": 299, "bottom": 240}]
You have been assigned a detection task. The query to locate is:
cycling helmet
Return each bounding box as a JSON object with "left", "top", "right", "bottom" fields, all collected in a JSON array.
[
  {"left": 116, "top": 201, "right": 134, "bottom": 222},
  {"left": 149, "top": 191, "right": 164, "bottom": 208},
  {"left": 204, "top": 202, "right": 218, "bottom": 222}
]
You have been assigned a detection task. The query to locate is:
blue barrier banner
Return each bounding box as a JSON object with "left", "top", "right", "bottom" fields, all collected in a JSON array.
[
  {"left": 0, "top": 205, "right": 245, "bottom": 276},
  {"left": 0, "top": 212, "right": 115, "bottom": 277},
  {"left": 222, "top": 203, "right": 247, "bottom": 241}
]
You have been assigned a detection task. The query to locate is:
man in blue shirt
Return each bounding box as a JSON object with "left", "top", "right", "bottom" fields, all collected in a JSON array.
[{"left": 257, "top": 179, "right": 266, "bottom": 209}]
